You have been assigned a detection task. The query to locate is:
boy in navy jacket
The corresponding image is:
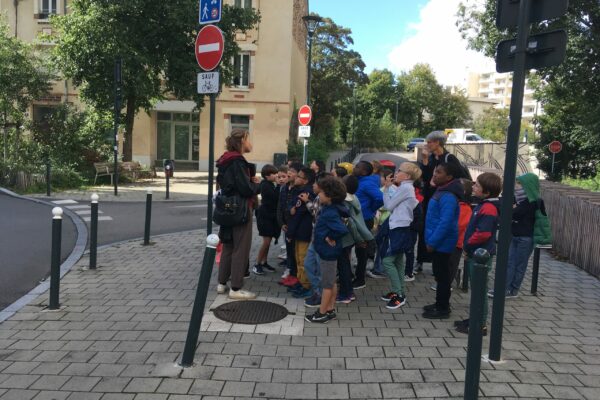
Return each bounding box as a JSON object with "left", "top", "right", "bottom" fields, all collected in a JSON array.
[
  {"left": 455, "top": 172, "right": 502, "bottom": 335},
  {"left": 287, "top": 168, "right": 316, "bottom": 296},
  {"left": 423, "top": 162, "right": 463, "bottom": 319},
  {"left": 305, "top": 176, "right": 349, "bottom": 323}
]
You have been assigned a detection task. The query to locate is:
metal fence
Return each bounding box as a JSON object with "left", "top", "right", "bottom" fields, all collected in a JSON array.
[{"left": 468, "top": 165, "right": 600, "bottom": 278}]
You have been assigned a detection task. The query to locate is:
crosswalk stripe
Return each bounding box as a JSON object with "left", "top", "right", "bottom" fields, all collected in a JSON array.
[
  {"left": 66, "top": 205, "right": 90, "bottom": 210},
  {"left": 82, "top": 216, "right": 113, "bottom": 222},
  {"left": 52, "top": 199, "right": 78, "bottom": 205},
  {"left": 76, "top": 210, "right": 103, "bottom": 215}
]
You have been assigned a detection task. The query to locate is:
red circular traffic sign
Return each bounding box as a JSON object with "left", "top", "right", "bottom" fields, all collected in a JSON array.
[
  {"left": 549, "top": 140, "right": 562, "bottom": 154},
  {"left": 298, "top": 105, "right": 312, "bottom": 126},
  {"left": 195, "top": 25, "right": 224, "bottom": 72}
]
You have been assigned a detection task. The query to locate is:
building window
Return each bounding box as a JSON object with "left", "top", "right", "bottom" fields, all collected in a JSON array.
[
  {"left": 230, "top": 115, "right": 250, "bottom": 133},
  {"left": 234, "top": 0, "right": 252, "bottom": 9},
  {"left": 156, "top": 112, "right": 199, "bottom": 162},
  {"left": 33, "top": 105, "right": 56, "bottom": 133},
  {"left": 39, "top": 0, "right": 57, "bottom": 16},
  {"left": 232, "top": 53, "right": 250, "bottom": 88}
]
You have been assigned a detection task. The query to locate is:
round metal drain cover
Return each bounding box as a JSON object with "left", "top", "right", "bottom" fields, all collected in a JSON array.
[{"left": 212, "top": 301, "right": 289, "bottom": 324}]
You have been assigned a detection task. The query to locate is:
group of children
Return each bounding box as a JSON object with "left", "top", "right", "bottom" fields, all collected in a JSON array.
[{"left": 242, "top": 158, "right": 546, "bottom": 330}]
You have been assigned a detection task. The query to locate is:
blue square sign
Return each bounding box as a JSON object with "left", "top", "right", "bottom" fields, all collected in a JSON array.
[{"left": 200, "top": 0, "right": 222, "bottom": 25}]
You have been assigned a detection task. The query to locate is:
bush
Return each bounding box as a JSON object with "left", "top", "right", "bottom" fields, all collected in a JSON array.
[{"left": 287, "top": 137, "right": 330, "bottom": 165}]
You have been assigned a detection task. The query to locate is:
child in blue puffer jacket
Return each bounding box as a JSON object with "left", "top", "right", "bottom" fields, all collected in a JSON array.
[{"left": 423, "top": 162, "right": 463, "bottom": 320}]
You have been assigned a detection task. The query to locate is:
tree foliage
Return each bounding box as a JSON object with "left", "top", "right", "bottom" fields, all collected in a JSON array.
[
  {"left": 0, "top": 18, "right": 51, "bottom": 165},
  {"left": 309, "top": 16, "right": 367, "bottom": 146},
  {"left": 458, "top": 0, "right": 600, "bottom": 179},
  {"left": 51, "top": 1, "right": 260, "bottom": 160}
]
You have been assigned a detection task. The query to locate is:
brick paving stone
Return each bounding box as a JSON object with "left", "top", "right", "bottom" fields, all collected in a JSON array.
[
  {"left": 412, "top": 382, "right": 448, "bottom": 397},
  {"left": 240, "top": 368, "right": 272, "bottom": 382},
  {"left": 220, "top": 381, "right": 255, "bottom": 397},
  {"left": 301, "top": 369, "right": 331, "bottom": 383},
  {"left": 0, "top": 389, "right": 39, "bottom": 400},
  {"left": 31, "top": 391, "right": 71, "bottom": 400},
  {"left": 211, "top": 367, "right": 244, "bottom": 381},
  {"left": 285, "top": 383, "right": 316, "bottom": 400},
  {"left": 90, "top": 377, "right": 131, "bottom": 393},
  {"left": 317, "top": 383, "right": 348, "bottom": 399},
  {"left": 122, "top": 378, "right": 161, "bottom": 393},
  {"left": 479, "top": 383, "right": 517, "bottom": 397},
  {"left": 331, "top": 370, "right": 362, "bottom": 384},
  {"left": 252, "top": 382, "right": 286, "bottom": 398},
  {"left": 349, "top": 383, "right": 382, "bottom": 399},
  {"left": 510, "top": 383, "right": 551, "bottom": 397},
  {"left": 271, "top": 369, "right": 302, "bottom": 384},
  {"left": 380, "top": 383, "right": 416, "bottom": 398},
  {"left": 187, "top": 379, "right": 223, "bottom": 396}
]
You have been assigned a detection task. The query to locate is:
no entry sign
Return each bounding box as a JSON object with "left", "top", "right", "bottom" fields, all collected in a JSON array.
[
  {"left": 195, "top": 25, "right": 224, "bottom": 72},
  {"left": 549, "top": 140, "right": 562, "bottom": 154},
  {"left": 298, "top": 105, "right": 312, "bottom": 126}
]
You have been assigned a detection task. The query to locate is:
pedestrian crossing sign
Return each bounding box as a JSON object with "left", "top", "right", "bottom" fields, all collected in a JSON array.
[{"left": 199, "top": 0, "right": 221, "bottom": 25}]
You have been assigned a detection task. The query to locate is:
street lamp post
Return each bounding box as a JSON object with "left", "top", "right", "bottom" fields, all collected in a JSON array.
[{"left": 302, "top": 15, "right": 322, "bottom": 165}]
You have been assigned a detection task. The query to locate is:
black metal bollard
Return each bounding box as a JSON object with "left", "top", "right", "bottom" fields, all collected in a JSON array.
[
  {"left": 461, "top": 258, "right": 470, "bottom": 292},
  {"left": 165, "top": 166, "right": 171, "bottom": 200},
  {"left": 181, "top": 234, "right": 220, "bottom": 367},
  {"left": 143, "top": 189, "right": 153, "bottom": 245},
  {"left": 49, "top": 207, "right": 63, "bottom": 310},
  {"left": 46, "top": 160, "right": 51, "bottom": 197},
  {"left": 89, "top": 194, "right": 99, "bottom": 269},
  {"left": 464, "top": 248, "right": 490, "bottom": 400}
]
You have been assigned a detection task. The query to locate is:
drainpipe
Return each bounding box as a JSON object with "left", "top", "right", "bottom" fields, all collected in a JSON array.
[{"left": 13, "top": 0, "right": 19, "bottom": 37}]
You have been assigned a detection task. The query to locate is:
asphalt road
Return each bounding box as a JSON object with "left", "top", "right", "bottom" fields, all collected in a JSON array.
[
  {"left": 0, "top": 193, "right": 77, "bottom": 310},
  {"left": 90, "top": 200, "right": 209, "bottom": 246}
]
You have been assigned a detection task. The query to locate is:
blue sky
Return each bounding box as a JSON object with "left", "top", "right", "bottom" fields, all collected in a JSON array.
[
  {"left": 311, "top": 0, "right": 429, "bottom": 73},
  {"left": 310, "top": 0, "right": 495, "bottom": 87}
]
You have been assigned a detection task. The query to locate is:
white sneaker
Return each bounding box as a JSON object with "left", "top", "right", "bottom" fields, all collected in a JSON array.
[
  {"left": 405, "top": 274, "right": 415, "bottom": 282},
  {"left": 228, "top": 289, "right": 257, "bottom": 300},
  {"left": 217, "top": 284, "right": 228, "bottom": 294},
  {"left": 280, "top": 245, "right": 286, "bottom": 250},
  {"left": 277, "top": 253, "right": 287, "bottom": 260},
  {"left": 281, "top": 268, "right": 290, "bottom": 279}
]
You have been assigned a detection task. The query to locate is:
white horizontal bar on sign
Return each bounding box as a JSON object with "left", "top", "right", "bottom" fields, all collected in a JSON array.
[
  {"left": 52, "top": 199, "right": 78, "bottom": 205},
  {"left": 299, "top": 113, "right": 311, "bottom": 118},
  {"left": 198, "top": 43, "right": 220, "bottom": 53}
]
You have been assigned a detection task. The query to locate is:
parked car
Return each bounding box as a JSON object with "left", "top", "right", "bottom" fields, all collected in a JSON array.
[{"left": 407, "top": 138, "right": 426, "bottom": 152}]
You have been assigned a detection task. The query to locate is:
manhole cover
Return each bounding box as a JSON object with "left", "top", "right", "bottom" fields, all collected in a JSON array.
[{"left": 212, "top": 301, "right": 290, "bottom": 324}]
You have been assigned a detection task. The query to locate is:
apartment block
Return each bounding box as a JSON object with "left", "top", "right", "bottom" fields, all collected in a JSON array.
[{"left": 467, "top": 71, "right": 542, "bottom": 120}]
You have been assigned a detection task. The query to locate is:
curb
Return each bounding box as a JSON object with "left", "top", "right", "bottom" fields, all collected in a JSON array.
[{"left": 0, "top": 187, "right": 88, "bottom": 323}]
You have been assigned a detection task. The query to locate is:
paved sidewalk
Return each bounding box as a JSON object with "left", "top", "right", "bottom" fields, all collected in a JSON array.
[
  {"left": 1, "top": 227, "right": 600, "bottom": 399},
  {"left": 29, "top": 172, "right": 212, "bottom": 202}
]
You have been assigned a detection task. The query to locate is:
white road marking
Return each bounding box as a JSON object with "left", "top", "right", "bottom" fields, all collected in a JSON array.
[
  {"left": 52, "top": 199, "right": 77, "bottom": 205},
  {"left": 75, "top": 210, "right": 103, "bottom": 216},
  {"left": 66, "top": 205, "right": 90, "bottom": 210},
  {"left": 82, "top": 216, "right": 113, "bottom": 222},
  {"left": 172, "top": 204, "right": 208, "bottom": 209}
]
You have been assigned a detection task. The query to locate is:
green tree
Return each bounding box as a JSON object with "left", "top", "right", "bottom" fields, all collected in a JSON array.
[
  {"left": 51, "top": 1, "right": 260, "bottom": 161},
  {"left": 310, "top": 16, "right": 367, "bottom": 146},
  {"left": 473, "top": 107, "right": 509, "bottom": 142},
  {"left": 0, "top": 19, "right": 51, "bottom": 165},
  {"left": 457, "top": 0, "right": 600, "bottom": 179},
  {"left": 397, "top": 64, "right": 443, "bottom": 135},
  {"left": 431, "top": 87, "right": 472, "bottom": 130}
]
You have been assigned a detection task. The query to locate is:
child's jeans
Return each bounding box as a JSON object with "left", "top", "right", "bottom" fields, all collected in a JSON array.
[
  {"left": 506, "top": 236, "right": 534, "bottom": 294},
  {"left": 303, "top": 243, "right": 321, "bottom": 296}
]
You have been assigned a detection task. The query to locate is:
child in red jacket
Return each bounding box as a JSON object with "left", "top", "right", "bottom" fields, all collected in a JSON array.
[{"left": 450, "top": 179, "right": 474, "bottom": 286}]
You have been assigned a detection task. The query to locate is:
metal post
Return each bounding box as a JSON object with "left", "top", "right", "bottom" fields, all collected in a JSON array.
[
  {"left": 165, "top": 166, "right": 170, "bottom": 200},
  {"left": 113, "top": 58, "right": 122, "bottom": 196},
  {"left": 89, "top": 194, "right": 99, "bottom": 269},
  {"left": 181, "top": 234, "right": 220, "bottom": 367},
  {"left": 46, "top": 158, "right": 51, "bottom": 197},
  {"left": 49, "top": 207, "right": 63, "bottom": 310},
  {"left": 207, "top": 93, "right": 216, "bottom": 234},
  {"left": 489, "top": 0, "right": 532, "bottom": 362},
  {"left": 303, "top": 30, "right": 315, "bottom": 166},
  {"left": 531, "top": 246, "right": 540, "bottom": 295},
  {"left": 464, "top": 249, "right": 490, "bottom": 400},
  {"left": 461, "top": 258, "right": 470, "bottom": 292},
  {"left": 143, "top": 189, "right": 152, "bottom": 246},
  {"left": 551, "top": 152, "right": 556, "bottom": 175}
]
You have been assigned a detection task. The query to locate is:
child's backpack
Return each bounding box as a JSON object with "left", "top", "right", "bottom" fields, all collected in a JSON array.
[
  {"left": 410, "top": 202, "right": 424, "bottom": 232},
  {"left": 534, "top": 199, "right": 552, "bottom": 245}
]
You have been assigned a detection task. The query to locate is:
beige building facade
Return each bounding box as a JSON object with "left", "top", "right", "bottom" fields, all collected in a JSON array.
[
  {"left": 1, "top": 0, "right": 308, "bottom": 171},
  {"left": 467, "top": 71, "right": 542, "bottom": 121}
]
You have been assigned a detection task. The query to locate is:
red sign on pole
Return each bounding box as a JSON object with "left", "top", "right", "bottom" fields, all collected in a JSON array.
[
  {"left": 195, "top": 25, "right": 225, "bottom": 72},
  {"left": 298, "top": 105, "right": 312, "bottom": 126},
  {"left": 549, "top": 140, "right": 562, "bottom": 154}
]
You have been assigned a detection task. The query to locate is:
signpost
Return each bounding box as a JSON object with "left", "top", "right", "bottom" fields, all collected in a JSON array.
[
  {"left": 195, "top": 25, "right": 225, "bottom": 72},
  {"left": 199, "top": 0, "right": 221, "bottom": 25},
  {"left": 549, "top": 140, "right": 562, "bottom": 174},
  {"left": 298, "top": 105, "right": 312, "bottom": 164},
  {"left": 487, "top": 0, "right": 568, "bottom": 364}
]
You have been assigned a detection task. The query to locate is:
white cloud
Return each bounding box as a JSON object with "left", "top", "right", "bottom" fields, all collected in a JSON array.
[{"left": 387, "top": 0, "right": 495, "bottom": 88}]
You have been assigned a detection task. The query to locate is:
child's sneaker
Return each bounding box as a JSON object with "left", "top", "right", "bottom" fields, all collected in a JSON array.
[
  {"left": 386, "top": 295, "right": 406, "bottom": 310},
  {"left": 304, "top": 293, "right": 321, "bottom": 307},
  {"left": 280, "top": 268, "right": 290, "bottom": 279},
  {"left": 366, "top": 270, "right": 386, "bottom": 279},
  {"left": 261, "top": 263, "right": 276, "bottom": 272},
  {"left": 252, "top": 264, "right": 265, "bottom": 275},
  {"left": 216, "top": 284, "right": 228, "bottom": 294},
  {"left": 326, "top": 309, "right": 336, "bottom": 320},
  {"left": 456, "top": 323, "right": 487, "bottom": 336},
  {"left": 352, "top": 279, "right": 366, "bottom": 290},
  {"left": 292, "top": 287, "right": 311, "bottom": 299},
  {"left": 287, "top": 283, "right": 303, "bottom": 293},
  {"left": 281, "top": 276, "right": 299, "bottom": 287},
  {"left": 381, "top": 292, "right": 396, "bottom": 301},
  {"left": 277, "top": 252, "right": 287, "bottom": 260},
  {"left": 415, "top": 263, "right": 423, "bottom": 273},
  {"left": 405, "top": 274, "right": 415, "bottom": 282},
  {"left": 336, "top": 294, "right": 353, "bottom": 304},
  {"left": 305, "top": 310, "right": 332, "bottom": 323}
]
